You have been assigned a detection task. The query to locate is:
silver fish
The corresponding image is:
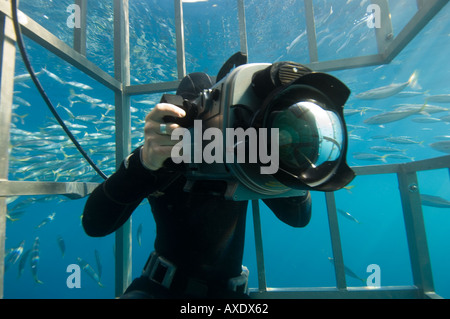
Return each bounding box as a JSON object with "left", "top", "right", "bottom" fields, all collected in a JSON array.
[
  {"left": 66, "top": 81, "right": 93, "bottom": 90},
  {"left": 364, "top": 109, "right": 420, "bottom": 125},
  {"left": 69, "top": 89, "right": 102, "bottom": 106},
  {"left": 337, "top": 209, "right": 361, "bottom": 224},
  {"left": 30, "top": 237, "right": 43, "bottom": 284},
  {"left": 42, "top": 68, "right": 65, "bottom": 84},
  {"left": 137, "top": 223, "right": 143, "bottom": 247},
  {"left": 429, "top": 141, "right": 450, "bottom": 154},
  {"left": 370, "top": 146, "right": 406, "bottom": 153},
  {"left": 77, "top": 257, "right": 104, "bottom": 287},
  {"left": 440, "top": 115, "right": 450, "bottom": 123},
  {"left": 385, "top": 136, "right": 423, "bottom": 145},
  {"left": 385, "top": 154, "right": 415, "bottom": 161},
  {"left": 18, "top": 249, "right": 31, "bottom": 278},
  {"left": 35, "top": 212, "right": 56, "bottom": 229},
  {"left": 286, "top": 30, "right": 307, "bottom": 54},
  {"left": 426, "top": 94, "right": 450, "bottom": 103},
  {"left": 57, "top": 235, "right": 65, "bottom": 258},
  {"left": 94, "top": 249, "right": 102, "bottom": 279},
  {"left": 4, "top": 240, "right": 25, "bottom": 271},
  {"left": 411, "top": 116, "right": 441, "bottom": 123},
  {"left": 328, "top": 257, "right": 365, "bottom": 284},
  {"left": 353, "top": 152, "right": 388, "bottom": 162},
  {"left": 420, "top": 194, "right": 450, "bottom": 208},
  {"left": 356, "top": 71, "right": 418, "bottom": 100},
  {"left": 14, "top": 69, "right": 43, "bottom": 83}
]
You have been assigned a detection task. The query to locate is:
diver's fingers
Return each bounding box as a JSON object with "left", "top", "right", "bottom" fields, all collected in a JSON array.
[
  {"left": 145, "top": 129, "right": 182, "bottom": 146},
  {"left": 145, "top": 103, "right": 186, "bottom": 123},
  {"left": 144, "top": 118, "right": 182, "bottom": 136}
]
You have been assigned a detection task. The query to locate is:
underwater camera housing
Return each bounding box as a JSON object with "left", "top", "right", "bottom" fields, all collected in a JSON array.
[{"left": 162, "top": 62, "right": 355, "bottom": 200}]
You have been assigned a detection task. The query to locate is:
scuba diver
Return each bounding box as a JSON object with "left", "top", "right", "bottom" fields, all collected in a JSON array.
[{"left": 82, "top": 70, "right": 312, "bottom": 299}]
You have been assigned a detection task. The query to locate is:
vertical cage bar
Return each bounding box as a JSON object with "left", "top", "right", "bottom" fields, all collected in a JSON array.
[
  {"left": 174, "top": 0, "right": 186, "bottom": 79},
  {"left": 237, "top": 0, "right": 248, "bottom": 56},
  {"left": 416, "top": 0, "right": 425, "bottom": 10},
  {"left": 251, "top": 200, "right": 267, "bottom": 292},
  {"left": 73, "top": 0, "right": 87, "bottom": 55},
  {"left": 113, "top": 0, "right": 132, "bottom": 297},
  {"left": 0, "top": 13, "right": 17, "bottom": 299},
  {"left": 325, "top": 192, "right": 347, "bottom": 290},
  {"left": 304, "top": 0, "right": 318, "bottom": 63},
  {"left": 397, "top": 169, "right": 435, "bottom": 295}
]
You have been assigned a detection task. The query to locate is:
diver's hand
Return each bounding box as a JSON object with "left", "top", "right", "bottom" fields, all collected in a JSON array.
[{"left": 141, "top": 103, "right": 186, "bottom": 171}]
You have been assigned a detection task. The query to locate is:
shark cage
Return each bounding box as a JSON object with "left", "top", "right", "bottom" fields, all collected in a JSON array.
[{"left": 0, "top": 0, "right": 449, "bottom": 299}]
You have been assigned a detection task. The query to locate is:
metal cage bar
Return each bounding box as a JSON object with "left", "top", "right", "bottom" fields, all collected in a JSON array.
[
  {"left": 325, "top": 192, "right": 347, "bottom": 290},
  {"left": 73, "top": 0, "right": 87, "bottom": 55},
  {"left": 250, "top": 155, "right": 449, "bottom": 299},
  {"left": 113, "top": 0, "right": 132, "bottom": 297},
  {"left": 0, "top": 12, "right": 17, "bottom": 300}
]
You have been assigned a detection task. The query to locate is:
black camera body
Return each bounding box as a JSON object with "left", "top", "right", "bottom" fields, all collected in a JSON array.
[{"left": 162, "top": 62, "right": 355, "bottom": 200}]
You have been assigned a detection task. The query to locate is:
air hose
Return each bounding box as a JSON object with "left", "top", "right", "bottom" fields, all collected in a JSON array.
[{"left": 11, "top": 0, "right": 108, "bottom": 181}]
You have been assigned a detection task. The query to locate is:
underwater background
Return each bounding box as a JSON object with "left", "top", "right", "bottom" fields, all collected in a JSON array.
[{"left": 4, "top": 0, "right": 450, "bottom": 299}]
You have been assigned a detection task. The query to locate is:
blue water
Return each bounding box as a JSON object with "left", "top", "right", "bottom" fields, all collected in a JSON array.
[{"left": 4, "top": 0, "right": 450, "bottom": 299}]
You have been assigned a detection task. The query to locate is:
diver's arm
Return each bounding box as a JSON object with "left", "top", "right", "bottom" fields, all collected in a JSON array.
[
  {"left": 262, "top": 192, "right": 312, "bottom": 228},
  {"left": 82, "top": 103, "right": 186, "bottom": 237},
  {"left": 82, "top": 146, "right": 159, "bottom": 237}
]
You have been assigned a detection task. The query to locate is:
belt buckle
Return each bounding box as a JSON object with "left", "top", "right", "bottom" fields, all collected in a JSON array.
[{"left": 149, "top": 255, "right": 177, "bottom": 289}]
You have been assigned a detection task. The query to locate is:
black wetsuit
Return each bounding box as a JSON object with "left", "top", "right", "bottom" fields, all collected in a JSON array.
[{"left": 82, "top": 146, "right": 311, "bottom": 298}]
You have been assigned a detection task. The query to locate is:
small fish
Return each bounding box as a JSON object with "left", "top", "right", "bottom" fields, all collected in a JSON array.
[
  {"left": 328, "top": 257, "right": 365, "bottom": 284},
  {"left": 286, "top": 30, "right": 307, "bottom": 54},
  {"left": 42, "top": 68, "right": 65, "bottom": 84},
  {"left": 14, "top": 69, "right": 43, "bottom": 83},
  {"left": 57, "top": 235, "right": 65, "bottom": 258},
  {"left": 135, "top": 99, "right": 156, "bottom": 105},
  {"left": 344, "top": 108, "right": 365, "bottom": 117},
  {"left": 66, "top": 81, "right": 93, "bottom": 90},
  {"left": 69, "top": 89, "right": 102, "bottom": 106},
  {"left": 434, "top": 135, "right": 450, "bottom": 140},
  {"left": 4, "top": 240, "right": 25, "bottom": 271},
  {"left": 385, "top": 154, "right": 415, "bottom": 161},
  {"left": 94, "top": 249, "right": 102, "bottom": 279},
  {"left": 420, "top": 194, "right": 450, "bottom": 208},
  {"left": 440, "top": 115, "right": 450, "bottom": 123},
  {"left": 353, "top": 152, "right": 388, "bottom": 162},
  {"left": 411, "top": 116, "right": 441, "bottom": 123},
  {"left": 364, "top": 106, "right": 425, "bottom": 125},
  {"left": 385, "top": 136, "right": 423, "bottom": 145},
  {"left": 356, "top": 71, "right": 418, "bottom": 100},
  {"left": 13, "top": 96, "right": 31, "bottom": 107},
  {"left": 337, "top": 209, "right": 361, "bottom": 224},
  {"left": 429, "top": 141, "right": 450, "bottom": 154},
  {"left": 426, "top": 94, "right": 450, "bottom": 104},
  {"left": 396, "top": 91, "right": 427, "bottom": 98},
  {"left": 370, "top": 146, "right": 406, "bottom": 153},
  {"left": 18, "top": 249, "right": 31, "bottom": 278},
  {"left": 77, "top": 257, "right": 104, "bottom": 287},
  {"left": 137, "top": 223, "right": 143, "bottom": 247},
  {"left": 35, "top": 212, "right": 56, "bottom": 228},
  {"left": 30, "top": 237, "right": 43, "bottom": 284}
]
